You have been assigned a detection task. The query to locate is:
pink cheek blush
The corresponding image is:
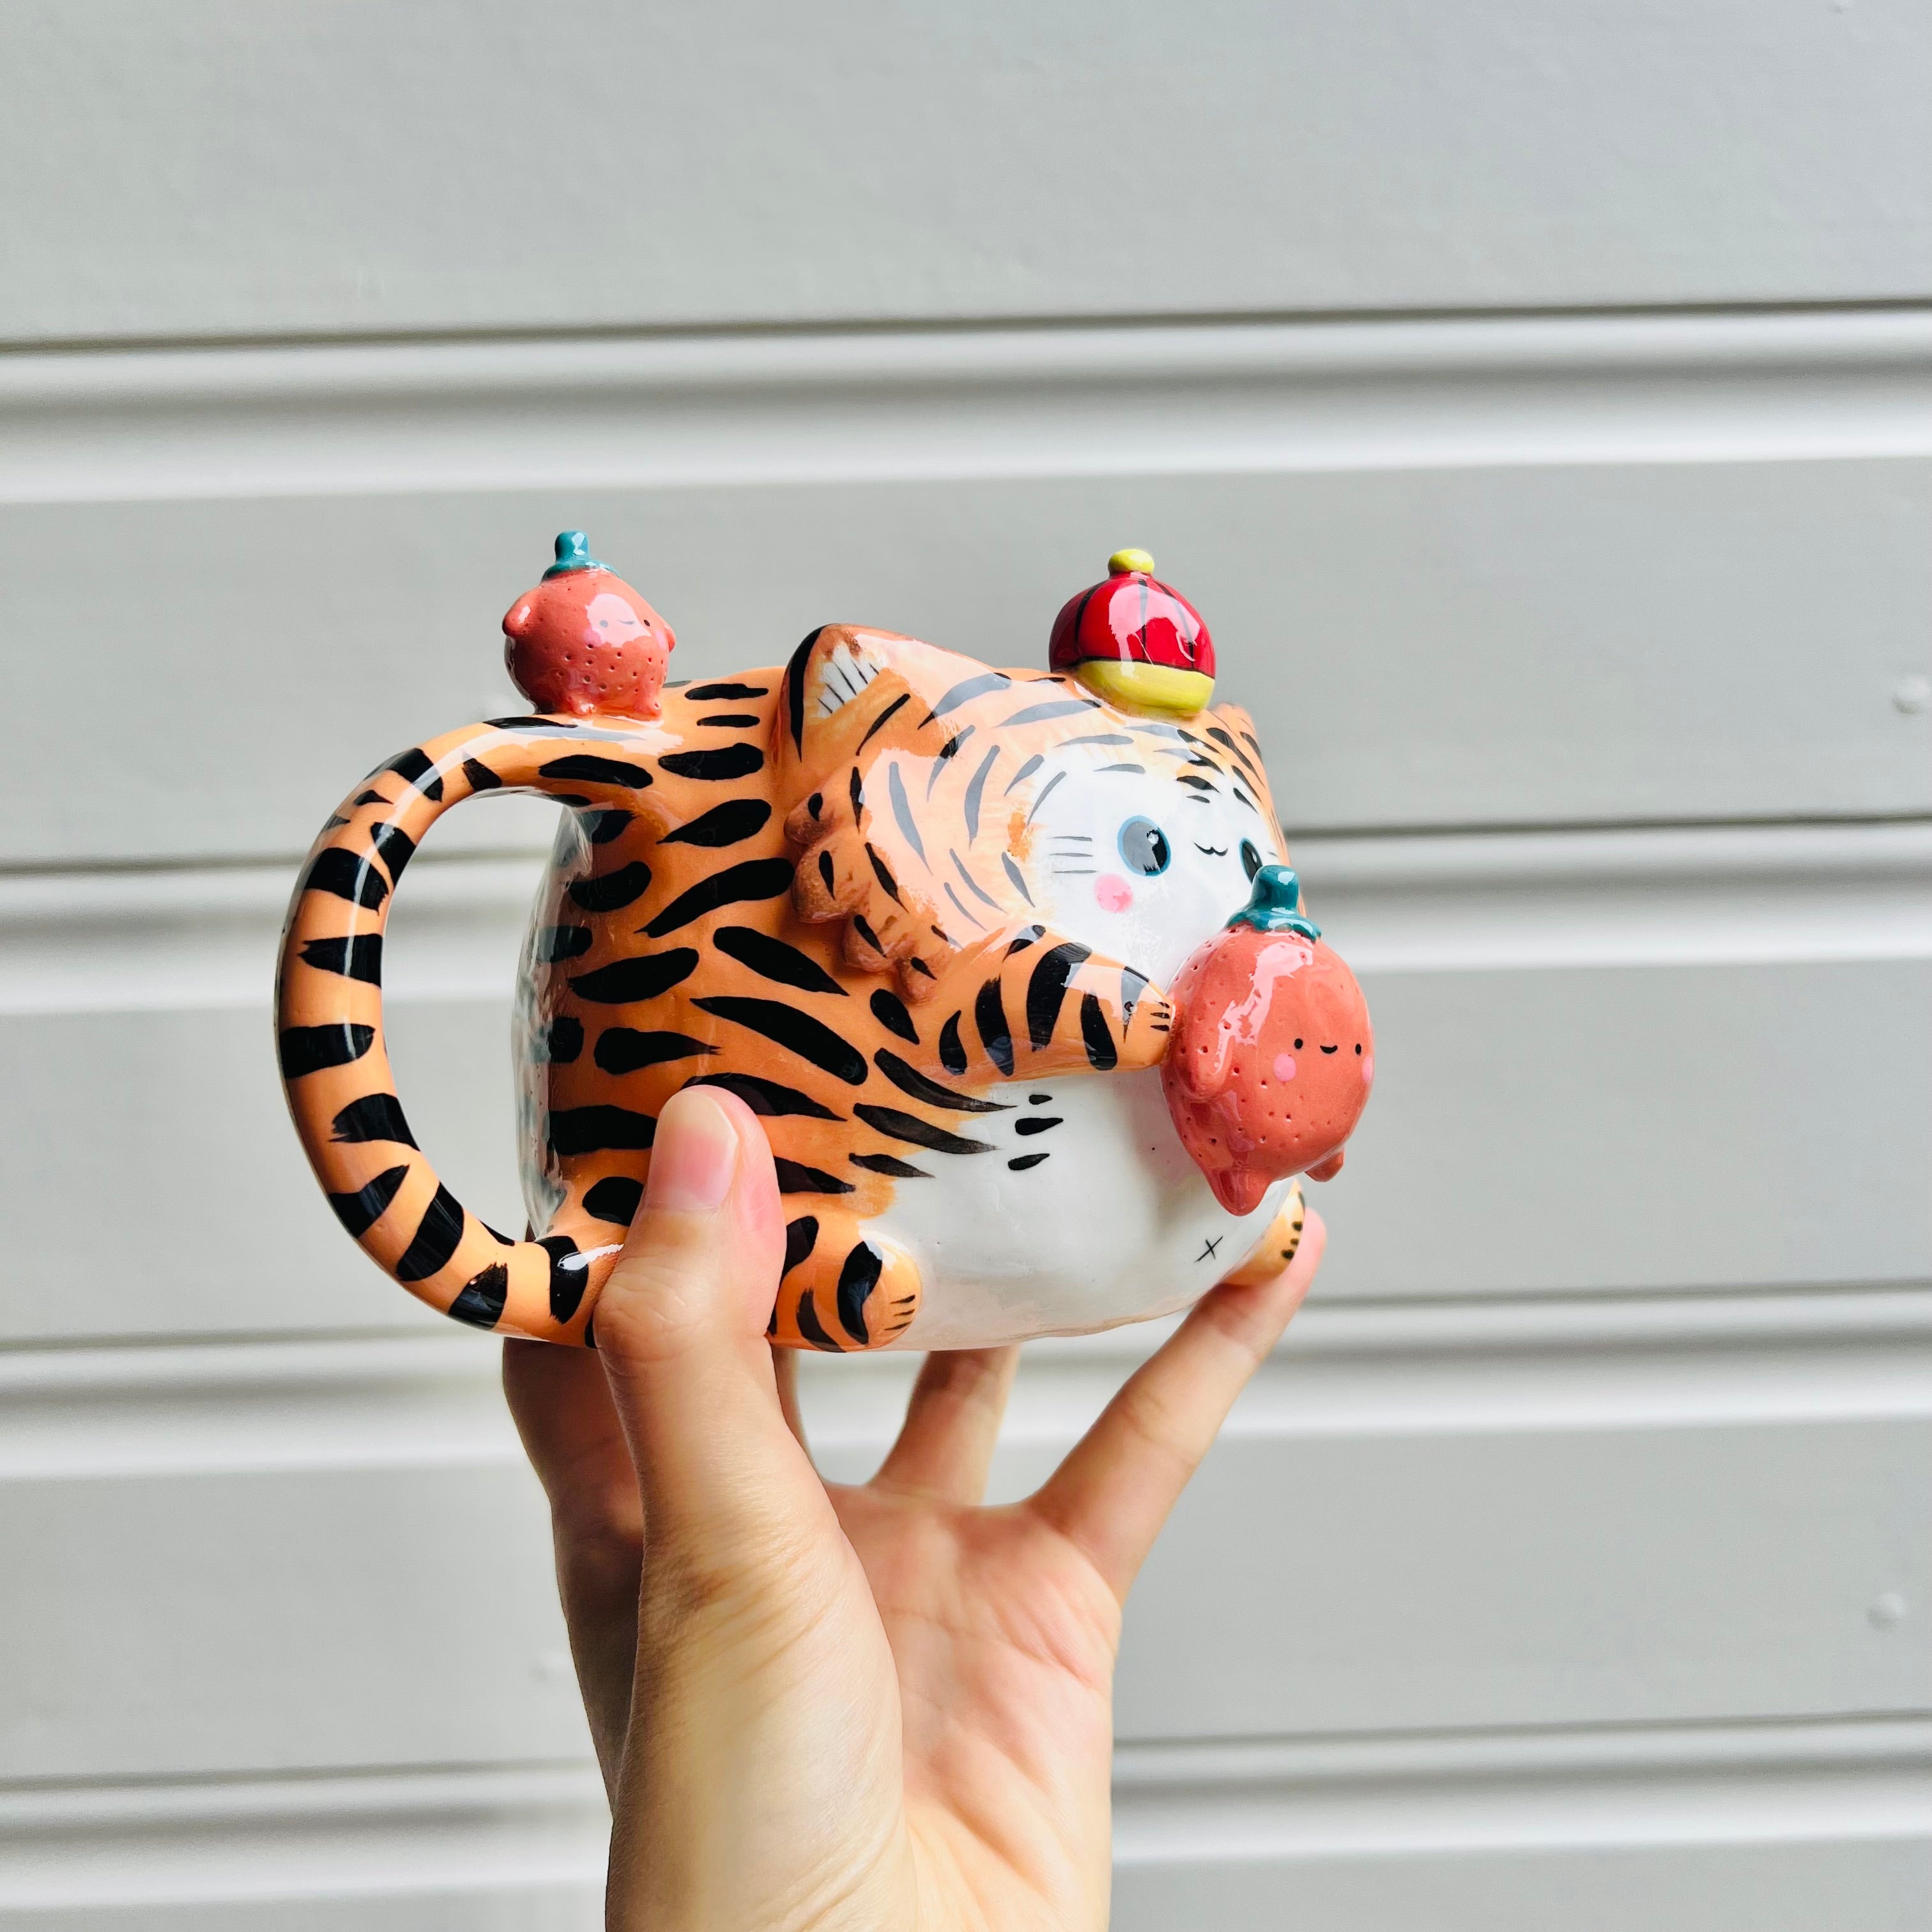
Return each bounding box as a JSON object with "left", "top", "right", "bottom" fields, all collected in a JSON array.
[
  {"left": 1272, "top": 1053, "right": 1297, "bottom": 1082},
  {"left": 1362, "top": 1055, "right": 1374, "bottom": 1085},
  {"left": 1094, "top": 874, "right": 1133, "bottom": 912}
]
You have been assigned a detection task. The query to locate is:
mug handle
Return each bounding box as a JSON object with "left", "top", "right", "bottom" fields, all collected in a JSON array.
[{"left": 275, "top": 715, "right": 659, "bottom": 1344}]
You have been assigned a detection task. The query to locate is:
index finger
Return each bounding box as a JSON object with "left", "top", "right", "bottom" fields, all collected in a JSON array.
[{"left": 1025, "top": 1210, "right": 1325, "bottom": 1601}]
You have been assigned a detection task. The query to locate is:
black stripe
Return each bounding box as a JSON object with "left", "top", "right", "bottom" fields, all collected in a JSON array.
[
  {"left": 540, "top": 1234, "right": 590, "bottom": 1323},
  {"left": 851, "top": 1151, "right": 931, "bottom": 1178},
  {"left": 594, "top": 1029, "right": 717, "bottom": 1075},
  {"left": 923, "top": 670, "right": 1009, "bottom": 724},
  {"left": 774, "top": 1158, "right": 855, "bottom": 1195},
  {"left": 924, "top": 726, "right": 972, "bottom": 799},
  {"left": 697, "top": 712, "right": 761, "bottom": 728},
  {"left": 300, "top": 934, "right": 383, "bottom": 983},
  {"left": 568, "top": 948, "right": 700, "bottom": 1003},
  {"left": 1015, "top": 1115, "right": 1062, "bottom": 1137},
  {"left": 540, "top": 753, "right": 654, "bottom": 787},
  {"left": 962, "top": 744, "right": 999, "bottom": 839},
  {"left": 873, "top": 1048, "right": 1009, "bottom": 1113},
  {"left": 659, "top": 744, "right": 764, "bottom": 781},
  {"left": 543, "top": 1016, "right": 585, "bottom": 1062},
  {"left": 836, "top": 1243, "right": 882, "bottom": 1346},
  {"left": 326, "top": 1163, "right": 408, "bottom": 1237},
  {"left": 538, "top": 924, "right": 594, "bottom": 963},
  {"left": 1008, "top": 1152, "right": 1050, "bottom": 1172},
  {"left": 1025, "top": 941, "right": 1091, "bottom": 1048},
  {"left": 974, "top": 981, "right": 1013, "bottom": 1075},
  {"left": 385, "top": 747, "right": 444, "bottom": 801},
  {"left": 938, "top": 1013, "right": 967, "bottom": 1075},
  {"left": 1003, "top": 697, "right": 1094, "bottom": 727},
  {"left": 447, "top": 1263, "right": 508, "bottom": 1329},
  {"left": 691, "top": 995, "right": 868, "bottom": 1084},
  {"left": 484, "top": 715, "right": 579, "bottom": 731},
  {"left": 866, "top": 843, "right": 902, "bottom": 903},
  {"left": 657, "top": 797, "right": 773, "bottom": 848},
  {"left": 785, "top": 630, "right": 822, "bottom": 753},
  {"left": 643, "top": 858, "right": 795, "bottom": 937},
  {"left": 870, "top": 988, "right": 918, "bottom": 1042},
  {"left": 712, "top": 924, "right": 846, "bottom": 997},
  {"left": 584, "top": 1176, "right": 645, "bottom": 1225},
  {"left": 818, "top": 850, "right": 836, "bottom": 894},
  {"left": 1080, "top": 993, "right": 1118, "bottom": 1071},
  {"left": 684, "top": 1071, "right": 844, "bottom": 1119},
  {"left": 1005, "top": 924, "right": 1045, "bottom": 954},
  {"left": 851, "top": 913, "right": 884, "bottom": 954},
  {"left": 1176, "top": 774, "right": 1216, "bottom": 792},
  {"left": 687, "top": 681, "right": 769, "bottom": 701},
  {"left": 329, "top": 1092, "right": 417, "bottom": 1146},
  {"left": 369, "top": 823, "right": 416, "bottom": 880},
  {"left": 795, "top": 1287, "right": 842, "bottom": 1350},
  {"left": 568, "top": 861, "right": 653, "bottom": 913},
  {"left": 887, "top": 761, "right": 927, "bottom": 866},
  {"left": 852, "top": 1103, "right": 995, "bottom": 1156},
  {"left": 1000, "top": 852, "right": 1034, "bottom": 904},
  {"left": 395, "top": 1184, "right": 465, "bottom": 1282},
  {"left": 279, "top": 1022, "right": 376, "bottom": 1078},
  {"left": 848, "top": 763, "right": 865, "bottom": 821},
  {"left": 783, "top": 1215, "right": 820, "bottom": 1277},
  {"left": 548, "top": 1106, "right": 659, "bottom": 1154},
  {"left": 353, "top": 790, "right": 386, "bottom": 806},
  {"left": 858, "top": 690, "right": 912, "bottom": 748},
  {"left": 302, "top": 845, "right": 387, "bottom": 910},
  {"left": 583, "top": 808, "right": 632, "bottom": 845}
]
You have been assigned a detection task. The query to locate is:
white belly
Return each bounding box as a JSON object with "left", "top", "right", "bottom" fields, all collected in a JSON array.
[{"left": 875, "top": 1068, "right": 1291, "bottom": 1350}]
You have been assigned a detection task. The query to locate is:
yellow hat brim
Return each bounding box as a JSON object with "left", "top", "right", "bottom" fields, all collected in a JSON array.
[{"left": 1074, "top": 659, "right": 1215, "bottom": 719}]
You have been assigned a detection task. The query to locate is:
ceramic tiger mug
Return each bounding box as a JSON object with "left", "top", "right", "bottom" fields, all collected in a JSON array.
[{"left": 275, "top": 537, "right": 1374, "bottom": 1350}]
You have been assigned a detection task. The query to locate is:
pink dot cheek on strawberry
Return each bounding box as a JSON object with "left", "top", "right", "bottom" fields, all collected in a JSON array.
[
  {"left": 1362, "top": 1055, "right": 1374, "bottom": 1085},
  {"left": 1094, "top": 873, "right": 1133, "bottom": 913},
  {"left": 1272, "top": 1052, "right": 1296, "bottom": 1082}
]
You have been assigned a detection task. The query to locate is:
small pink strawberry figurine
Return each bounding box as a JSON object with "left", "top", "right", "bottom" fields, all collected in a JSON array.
[
  {"left": 1163, "top": 865, "right": 1374, "bottom": 1216},
  {"left": 501, "top": 531, "right": 675, "bottom": 719}
]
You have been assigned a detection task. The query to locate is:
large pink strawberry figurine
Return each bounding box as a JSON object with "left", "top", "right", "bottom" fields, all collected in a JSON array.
[{"left": 1163, "top": 866, "right": 1374, "bottom": 1215}]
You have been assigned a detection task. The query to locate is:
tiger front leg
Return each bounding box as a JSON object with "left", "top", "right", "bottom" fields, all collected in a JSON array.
[
  {"left": 769, "top": 1210, "right": 923, "bottom": 1351},
  {"left": 927, "top": 931, "right": 1174, "bottom": 1084}
]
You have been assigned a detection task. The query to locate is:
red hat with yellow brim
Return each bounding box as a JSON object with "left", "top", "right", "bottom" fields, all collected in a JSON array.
[{"left": 1048, "top": 549, "right": 1216, "bottom": 718}]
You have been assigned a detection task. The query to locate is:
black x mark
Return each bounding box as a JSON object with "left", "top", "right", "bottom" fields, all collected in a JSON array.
[{"left": 1196, "top": 1236, "right": 1223, "bottom": 1262}]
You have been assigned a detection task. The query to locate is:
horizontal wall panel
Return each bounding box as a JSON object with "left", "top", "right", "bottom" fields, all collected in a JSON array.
[
  {"left": 1, "top": 822, "right": 1924, "bottom": 1342},
  {"left": 0, "top": 1294, "right": 1924, "bottom": 1777},
  {"left": 3, "top": 1722, "right": 1924, "bottom": 1931},
  {"left": 2, "top": 456, "right": 1928, "bottom": 861},
  {"left": 2, "top": 2, "right": 1928, "bottom": 342}
]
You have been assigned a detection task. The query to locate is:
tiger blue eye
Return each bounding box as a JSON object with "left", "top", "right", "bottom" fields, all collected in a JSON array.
[
  {"left": 1117, "top": 816, "right": 1170, "bottom": 877},
  {"left": 1240, "top": 839, "right": 1263, "bottom": 881}
]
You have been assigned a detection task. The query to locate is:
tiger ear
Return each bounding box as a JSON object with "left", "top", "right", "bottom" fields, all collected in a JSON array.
[
  {"left": 1204, "top": 699, "right": 1280, "bottom": 827},
  {"left": 775, "top": 625, "right": 1004, "bottom": 996}
]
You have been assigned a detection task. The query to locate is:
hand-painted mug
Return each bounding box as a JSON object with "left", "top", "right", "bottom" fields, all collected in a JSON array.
[{"left": 277, "top": 539, "right": 1374, "bottom": 1350}]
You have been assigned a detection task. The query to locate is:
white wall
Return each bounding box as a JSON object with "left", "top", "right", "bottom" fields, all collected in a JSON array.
[{"left": 1, "top": 4, "right": 1928, "bottom": 1926}]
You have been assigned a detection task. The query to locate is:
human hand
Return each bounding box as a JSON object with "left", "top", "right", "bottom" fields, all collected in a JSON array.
[{"left": 505, "top": 1087, "right": 1324, "bottom": 1931}]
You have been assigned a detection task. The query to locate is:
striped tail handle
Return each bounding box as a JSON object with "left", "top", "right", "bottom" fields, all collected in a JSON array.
[{"left": 275, "top": 717, "right": 659, "bottom": 1344}]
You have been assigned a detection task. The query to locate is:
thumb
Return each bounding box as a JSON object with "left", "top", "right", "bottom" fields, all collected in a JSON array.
[{"left": 591, "top": 1086, "right": 826, "bottom": 1567}]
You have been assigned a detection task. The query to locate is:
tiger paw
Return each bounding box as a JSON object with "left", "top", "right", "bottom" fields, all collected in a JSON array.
[
  {"left": 769, "top": 1213, "right": 921, "bottom": 1351},
  {"left": 1218, "top": 1182, "right": 1308, "bottom": 1289},
  {"left": 1114, "top": 986, "right": 1176, "bottom": 1073}
]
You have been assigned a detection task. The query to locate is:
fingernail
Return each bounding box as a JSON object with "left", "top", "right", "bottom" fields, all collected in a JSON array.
[{"left": 645, "top": 1090, "right": 739, "bottom": 1214}]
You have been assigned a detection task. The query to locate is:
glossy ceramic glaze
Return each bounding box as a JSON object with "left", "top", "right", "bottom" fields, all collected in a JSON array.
[{"left": 275, "top": 542, "right": 1373, "bottom": 1349}]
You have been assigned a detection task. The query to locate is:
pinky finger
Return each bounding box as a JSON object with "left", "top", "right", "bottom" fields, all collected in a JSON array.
[{"left": 1027, "top": 1212, "right": 1325, "bottom": 1602}]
